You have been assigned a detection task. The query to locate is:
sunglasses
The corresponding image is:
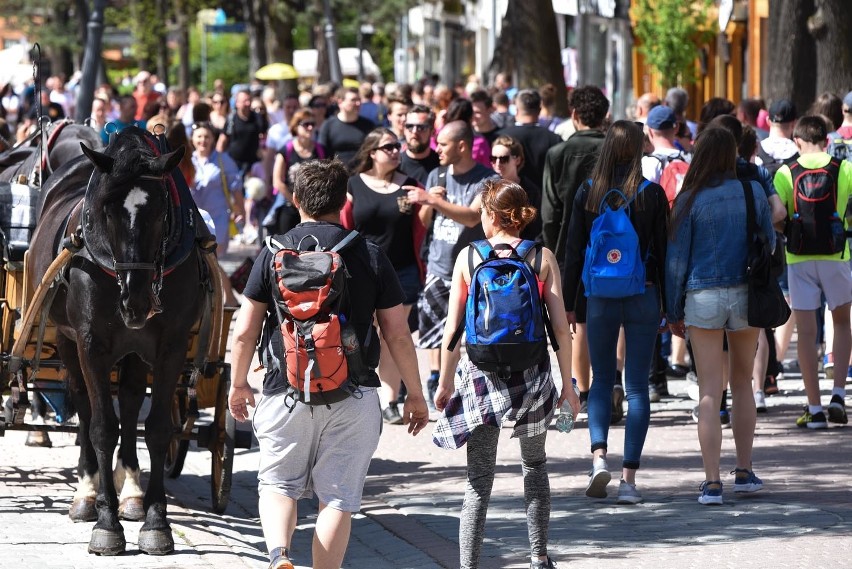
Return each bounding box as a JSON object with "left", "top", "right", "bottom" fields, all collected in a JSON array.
[
  {"left": 212, "top": 99, "right": 224, "bottom": 105},
  {"left": 310, "top": 102, "right": 328, "bottom": 108},
  {"left": 405, "top": 123, "right": 430, "bottom": 132},
  {"left": 375, "top": 142, "right": 402, "bottom": 153},
  {"left": 490, "top": 155, "right": 512, "bottom": 164},
  {"left": 299, "top": 121, "right": 316, "bottom": 128}
]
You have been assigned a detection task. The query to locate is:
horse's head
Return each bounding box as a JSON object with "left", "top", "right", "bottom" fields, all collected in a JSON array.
[{"left": 80, "top": 128, "right": 184, "bottom": 329}]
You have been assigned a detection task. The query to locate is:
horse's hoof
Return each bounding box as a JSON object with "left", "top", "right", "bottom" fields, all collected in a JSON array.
[
  {"left": 138, "top": 528, "right": 174, "bottom": 555},
  {"left": 25, "top": 431, "right": 52, "bottom": 448},
  {"left": 69, "top": 497, "right": 97, "bottom": 522},
  {"left": 118, "top": 497, "right": 145, "bottom": 521},
  {"left": 88, "top": 528, "right": 126, "bottom": 556}
]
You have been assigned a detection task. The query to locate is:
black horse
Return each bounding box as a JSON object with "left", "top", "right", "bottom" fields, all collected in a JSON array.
[
  {"left": 0, "top": 121, "right": 104, "bottom": 185},
  {"left": 28, "top": 127, "right": 206, "bottom": 555}
]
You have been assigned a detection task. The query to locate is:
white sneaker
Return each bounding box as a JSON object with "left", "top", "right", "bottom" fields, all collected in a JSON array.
[
  {"left": 686, "top": 371, "right": 699, "bottom": 401},
  {"left": 585, "top": 457, "right": 611, "bottom": 498},
  {"left": 754, "top": 390, "right": 767, "bottom": 413}
]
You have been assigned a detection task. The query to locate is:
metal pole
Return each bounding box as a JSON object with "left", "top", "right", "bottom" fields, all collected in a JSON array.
[
  {"left": 357, "top": 25, "right": 364, "bottom": 82},
  {"left": 322, "top": 0, "right": 343, "bottom": 84},
  {"left": 75, "top": 0, "right": 106, "bottom": 124},
  {"left": 401, "top": 14, "right": 408, "bottom": 83}
]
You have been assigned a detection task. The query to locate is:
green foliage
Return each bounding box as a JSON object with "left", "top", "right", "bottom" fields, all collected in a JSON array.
[
  {"left": 180, "top": 24, "right": 249, "bottom": 92},
  {"left": 631, "top": 0, "right": 715, "bottom": 88}
]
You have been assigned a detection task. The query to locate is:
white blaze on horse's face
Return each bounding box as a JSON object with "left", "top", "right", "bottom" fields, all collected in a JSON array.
[{"left": 123, "top": 187, "right": 148, "bottom": 229}]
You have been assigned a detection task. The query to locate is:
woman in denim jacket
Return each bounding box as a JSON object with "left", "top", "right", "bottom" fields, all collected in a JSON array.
[
  {"left": 666, "top": 127, "right": 775, "bottom": 506},
  {"left": 563, "top": 120, "right": 669, "bottom": 504}
]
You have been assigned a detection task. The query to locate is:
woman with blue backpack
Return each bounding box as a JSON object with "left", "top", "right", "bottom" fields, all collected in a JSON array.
[
  {"left": 432, "top": 179, "right": 578, "bottom": 569},
  {"left": 562, "top": 120, "right": 670, "bottom": 505}
]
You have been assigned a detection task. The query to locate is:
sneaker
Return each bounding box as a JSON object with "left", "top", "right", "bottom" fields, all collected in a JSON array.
[
  {"left": 698, "top": 481, "right": 723, "bottom": 505},
  {"left": 691, "top": 406, "right": 699, "bottom": 423},
  {"left": 847, "top": 366, "right": 852, "bottom": 382},
  {"left": 382, "top": 404, "right": 403, "bottom": 425},
  {"left": 530, "top": 556, "right": 557, "bottom": 569},
  {"left": 616, "top": 480, "right": 643, "bottom": 504},
  {"left": 649, "top": 382, "right": 661, "bottom": 403},
  {"left": 827, "top": 394, "right": 848, "bottom": 424},
  {"left": 686, "top": 372, "right": 700, "bottom": 401},
  {"left": 653, "top": 376, "right": 670, "bottom": 397},
  {"left": 585, "top": 457, "right": 611, "bottom": 498},
  {"left": 720, "top": 409, "right": 731, "bottom": 428},
  {"left": 796, "top": 408, "right": 828, "bottom": 429},
  {"left": 763, "top": 374, "right": 779, "bottom": 396},
  {"left": 667, "top": 363, "right": 689, "bottom": 378},
  {"left": 824, "top": 353, "right": 834, "bottom": 379},
  {"left": 754, "top": 390, "right": 767, "bottom": 413},
  {"left": 732, "top": 468, "right": 763, "bottom": 493},
  {"left": 577, "top": 399, "right": 588, "bottom": 418},
  {"left": 268, "top": 547, "right": 294, "bottom": 569},
  {"left": 426, "top": 377, "right": 439, "bottom": 411},
  {"left": 611, "top": 384, "right": 625, "bottom": 424}
]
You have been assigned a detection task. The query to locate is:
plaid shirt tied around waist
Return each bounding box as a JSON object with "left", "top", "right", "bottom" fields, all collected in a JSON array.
[{"left": 432, "top": 358, "right": 557, "bottom": 450}]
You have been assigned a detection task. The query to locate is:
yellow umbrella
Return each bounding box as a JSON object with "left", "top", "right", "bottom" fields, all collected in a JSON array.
[
  {"left": 255, "top": 63, "right": 299, "bottom": 81},
  {"left": 342, "top": 78, "right": 360, "bottom": 88}
]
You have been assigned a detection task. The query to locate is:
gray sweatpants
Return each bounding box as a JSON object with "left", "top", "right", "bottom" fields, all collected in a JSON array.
[{"left": 460, "top": 425, "right": 551, "bottom": 568}]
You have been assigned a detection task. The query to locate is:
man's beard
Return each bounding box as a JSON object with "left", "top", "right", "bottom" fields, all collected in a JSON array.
[{"left": 407, "top": 138, "right": 429, "bottom": 154}]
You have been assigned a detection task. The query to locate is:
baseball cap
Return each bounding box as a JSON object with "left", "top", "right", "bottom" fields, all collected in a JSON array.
[
  {"left": 768, "top": 99, "right": 796, "bottom": 123},
  {"left": 843, "top": 90, "right": 852, "bottom": 111},
  {"left": 646, "top": 105, "right": 678, "bottom": 130}
]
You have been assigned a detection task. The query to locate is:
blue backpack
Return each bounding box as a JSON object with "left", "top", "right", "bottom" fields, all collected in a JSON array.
[
  {"left": 448, "top": 240, "right": 558, "bottom": 380},
  {"left": 582, "top": 180, "right": 650, "bottom": 298}
]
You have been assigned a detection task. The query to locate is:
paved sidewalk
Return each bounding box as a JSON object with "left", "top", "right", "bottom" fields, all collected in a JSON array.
[{"left": 0, "top": 239, "right": 849, "bottom": 568}]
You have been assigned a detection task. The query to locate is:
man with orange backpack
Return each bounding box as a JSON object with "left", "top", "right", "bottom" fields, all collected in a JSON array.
[
  {"left": 228, "top": 159, "right": 428, "bottom": 569},
  {"left": 641, "top": 105, "right": 690, "bottom": 204}
]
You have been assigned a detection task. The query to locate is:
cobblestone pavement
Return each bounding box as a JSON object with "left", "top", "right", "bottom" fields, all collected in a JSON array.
[{"left": 0, "top": 240, "right": 849, "bottom": 568}]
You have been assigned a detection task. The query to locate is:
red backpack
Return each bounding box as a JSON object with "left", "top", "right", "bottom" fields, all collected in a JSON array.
[
  {"left": 265, "top": 230, "right": 366, "bottom": 406},
  {"left": 658, "top": 157, "right": 690, "bottom": 205}
]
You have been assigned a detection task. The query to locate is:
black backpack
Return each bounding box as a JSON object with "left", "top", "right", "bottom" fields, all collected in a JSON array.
[
  {"left": 785, "top": 159, "right": 846, "bottom": 256},
  {"left": 757, "top": 144, "right": 799, "bottom": 177}
]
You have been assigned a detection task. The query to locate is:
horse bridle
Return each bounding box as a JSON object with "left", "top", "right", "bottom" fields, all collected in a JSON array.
[{"left": 82, "top": 172, "right": 173, "bottom": 314}]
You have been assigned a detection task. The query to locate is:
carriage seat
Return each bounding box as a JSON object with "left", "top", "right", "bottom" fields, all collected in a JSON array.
[{"left": 6, "top": 241, "right": 28, "bottom": 263}]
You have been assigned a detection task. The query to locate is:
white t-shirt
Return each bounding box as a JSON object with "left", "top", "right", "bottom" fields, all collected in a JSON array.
[{"left": 641, "top": 147, "right": 685, "bottom": 183}]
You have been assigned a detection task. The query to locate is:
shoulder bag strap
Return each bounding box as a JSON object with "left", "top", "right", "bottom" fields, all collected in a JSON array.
[
  {"left": 216, "top": 152, "right": 235, "bottom": 214},
  {"left": 741, "top": 180, "right": 757, "bottom": 241}
]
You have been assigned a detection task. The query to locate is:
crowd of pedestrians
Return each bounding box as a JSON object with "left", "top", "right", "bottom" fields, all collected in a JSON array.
[{"left": 3, "top": 71, "right": 851, "bottom": 569}]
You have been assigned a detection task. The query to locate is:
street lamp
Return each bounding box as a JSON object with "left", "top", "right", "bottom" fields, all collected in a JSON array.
[
  {"left": 321, "top": 0, "right": 343, "bottom": 84},
  {"left": 75, "top": 0, "right": 107, "bottom": 124},
  {"left": 357, "top": 23, "right": 375, "bottom": 81}
]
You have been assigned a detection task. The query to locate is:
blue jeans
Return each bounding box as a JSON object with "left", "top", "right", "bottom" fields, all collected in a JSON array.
[{"left": 586, "top": 287, "right": 660, "bottom": 470}]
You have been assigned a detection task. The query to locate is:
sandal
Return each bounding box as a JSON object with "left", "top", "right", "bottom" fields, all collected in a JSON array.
[{"left": 268, "top": 547, "right": 294, "bottom": 569}]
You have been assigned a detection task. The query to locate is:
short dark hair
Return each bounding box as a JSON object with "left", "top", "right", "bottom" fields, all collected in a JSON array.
[
  {"left": 441, "top": 120, "right": 474, "bottom": 148},
  {"left": 446, "top": 98, "right": 473, "bottom": 124},
  {"left": 469, "top": 89, "right": 493, "bottom": 108},
  {"left": 738, "top": 98, "right": 764, "bottom": 123},
  {"left": 292, "top": 159, "right": 349, "bottom": 218},
  {"left": 515, "top": 89, "right": 542, "bottom": 115},
  {"left": 407, "top": 104, "right": 435, "bottom": 126},
  {"left": 793, "top": 115, "right": 829, "bottom": 145},
  {"left": 568, "top": 86, "right": 609, "bottom": 129},
  {"left": 709, "top": 114, "right": 744, "bottom": 144}
]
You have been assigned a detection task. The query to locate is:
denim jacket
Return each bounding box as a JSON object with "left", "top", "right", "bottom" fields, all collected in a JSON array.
[{"left": 665, "top": 178, "right": 775, "bottom": 321}]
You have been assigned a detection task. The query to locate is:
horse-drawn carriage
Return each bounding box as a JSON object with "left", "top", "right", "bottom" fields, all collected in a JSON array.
[{"left": 0, "top": 122, "right": 249, "bottom": 554}]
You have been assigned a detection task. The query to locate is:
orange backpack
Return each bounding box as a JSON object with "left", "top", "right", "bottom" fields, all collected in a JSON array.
[{"left": 266, "top": 231, "right": 365, "bottom": 406}]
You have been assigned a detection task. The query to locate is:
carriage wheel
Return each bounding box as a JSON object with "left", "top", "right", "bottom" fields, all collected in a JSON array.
[
  {"left": 210, "top": 367, "right": 234, "bottom": 514},
  {"left": 164, "top": 390, "right": 189, "bottom": 478}
]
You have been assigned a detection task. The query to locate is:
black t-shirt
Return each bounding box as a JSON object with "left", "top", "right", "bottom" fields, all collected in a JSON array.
[
  {"left": 225, "top": 110, "right": 268, "bottom": 166},
  {"left": 400, "top": 150, "right": 440, "bottom": 186},
  {"left": 243, "top": 221, "right": 404, "bottom": 395},
  {"left": 498, "top": 123, "right": 561, "bottom": 187},
  {"left": 478, "top": 127, "right": 501, "bottom": 147},
  {"left": 348, "top": 174, "right": 419, "bottom": 269},
  {"left": 317, "top": 116, "right": 374, "bottom": 170}
]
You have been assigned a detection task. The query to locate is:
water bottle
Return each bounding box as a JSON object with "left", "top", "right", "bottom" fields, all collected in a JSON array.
[
  {"left": 339, "top": 316, "right": 369, "bottom": 383},
  {"left": 555, "top": 378, "right": 580, "bottom": 434}
]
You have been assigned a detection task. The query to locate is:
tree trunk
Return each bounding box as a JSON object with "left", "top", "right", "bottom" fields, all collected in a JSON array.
[
  {"left": 265, "top": 0, "right": 297, "bottom": 95},
  {"left": 175, "top": 0, "right": 191, "bottom": 91},
  {"left": 313, "top": 0, "right": 330, "bottom": 84},
  {"left": 812, "top": 0, "right": 852, "bottom": 96},
  {"left": 74, "top": 0, "right": 89, "bottom": 69},
  {"left": 766, "top": 0, "right": 816, "bottom": 111},
  {"left": 488, "top": 0, "right": 567, "bottom": 115},
  {"left": 155, "top": 0, "right": 169, "bottom": 87},
  {"left": 242, "top": 0, "right": 268, "bottom": 76}
]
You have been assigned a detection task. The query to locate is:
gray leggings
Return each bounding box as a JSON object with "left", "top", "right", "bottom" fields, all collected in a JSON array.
[{"left": 460, "top": 425, "right": 550, "bottom": 568}]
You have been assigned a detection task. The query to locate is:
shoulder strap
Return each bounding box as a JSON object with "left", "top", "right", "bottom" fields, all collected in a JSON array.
[
  {"left": 264, "top": 235, "right": 286, "bottom": 253},
  {"left": 331, "top": 230, "right": 361, "bottom": 253},
  {"left": 284, "top": 139, "right": 295, "bottom": 163},
  {"left": 314, "top": 142, "right": 326, "bottom": 159},
  {"left": 513, "top": 239, "right": 543, "bottom": 273},
  {"left": 467, "top": 240, "right": 492, "bottom": 274},
  {"left": 741, "top": 180, "right": 757, "bottom": 241},
  {"left": 437, "top": 165, "right": 448, "bottom": 184},
  {"left": 600, "top": 188, "right": 631, "bottom": 214}
]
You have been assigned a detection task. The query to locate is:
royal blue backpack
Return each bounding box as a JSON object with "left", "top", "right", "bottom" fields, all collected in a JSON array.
[
  {"left": 582, "top": 180, "right": 650, "bottom": 298},
  {"left": 448, "top": 240, "right": 558, "bottom": 380}
]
